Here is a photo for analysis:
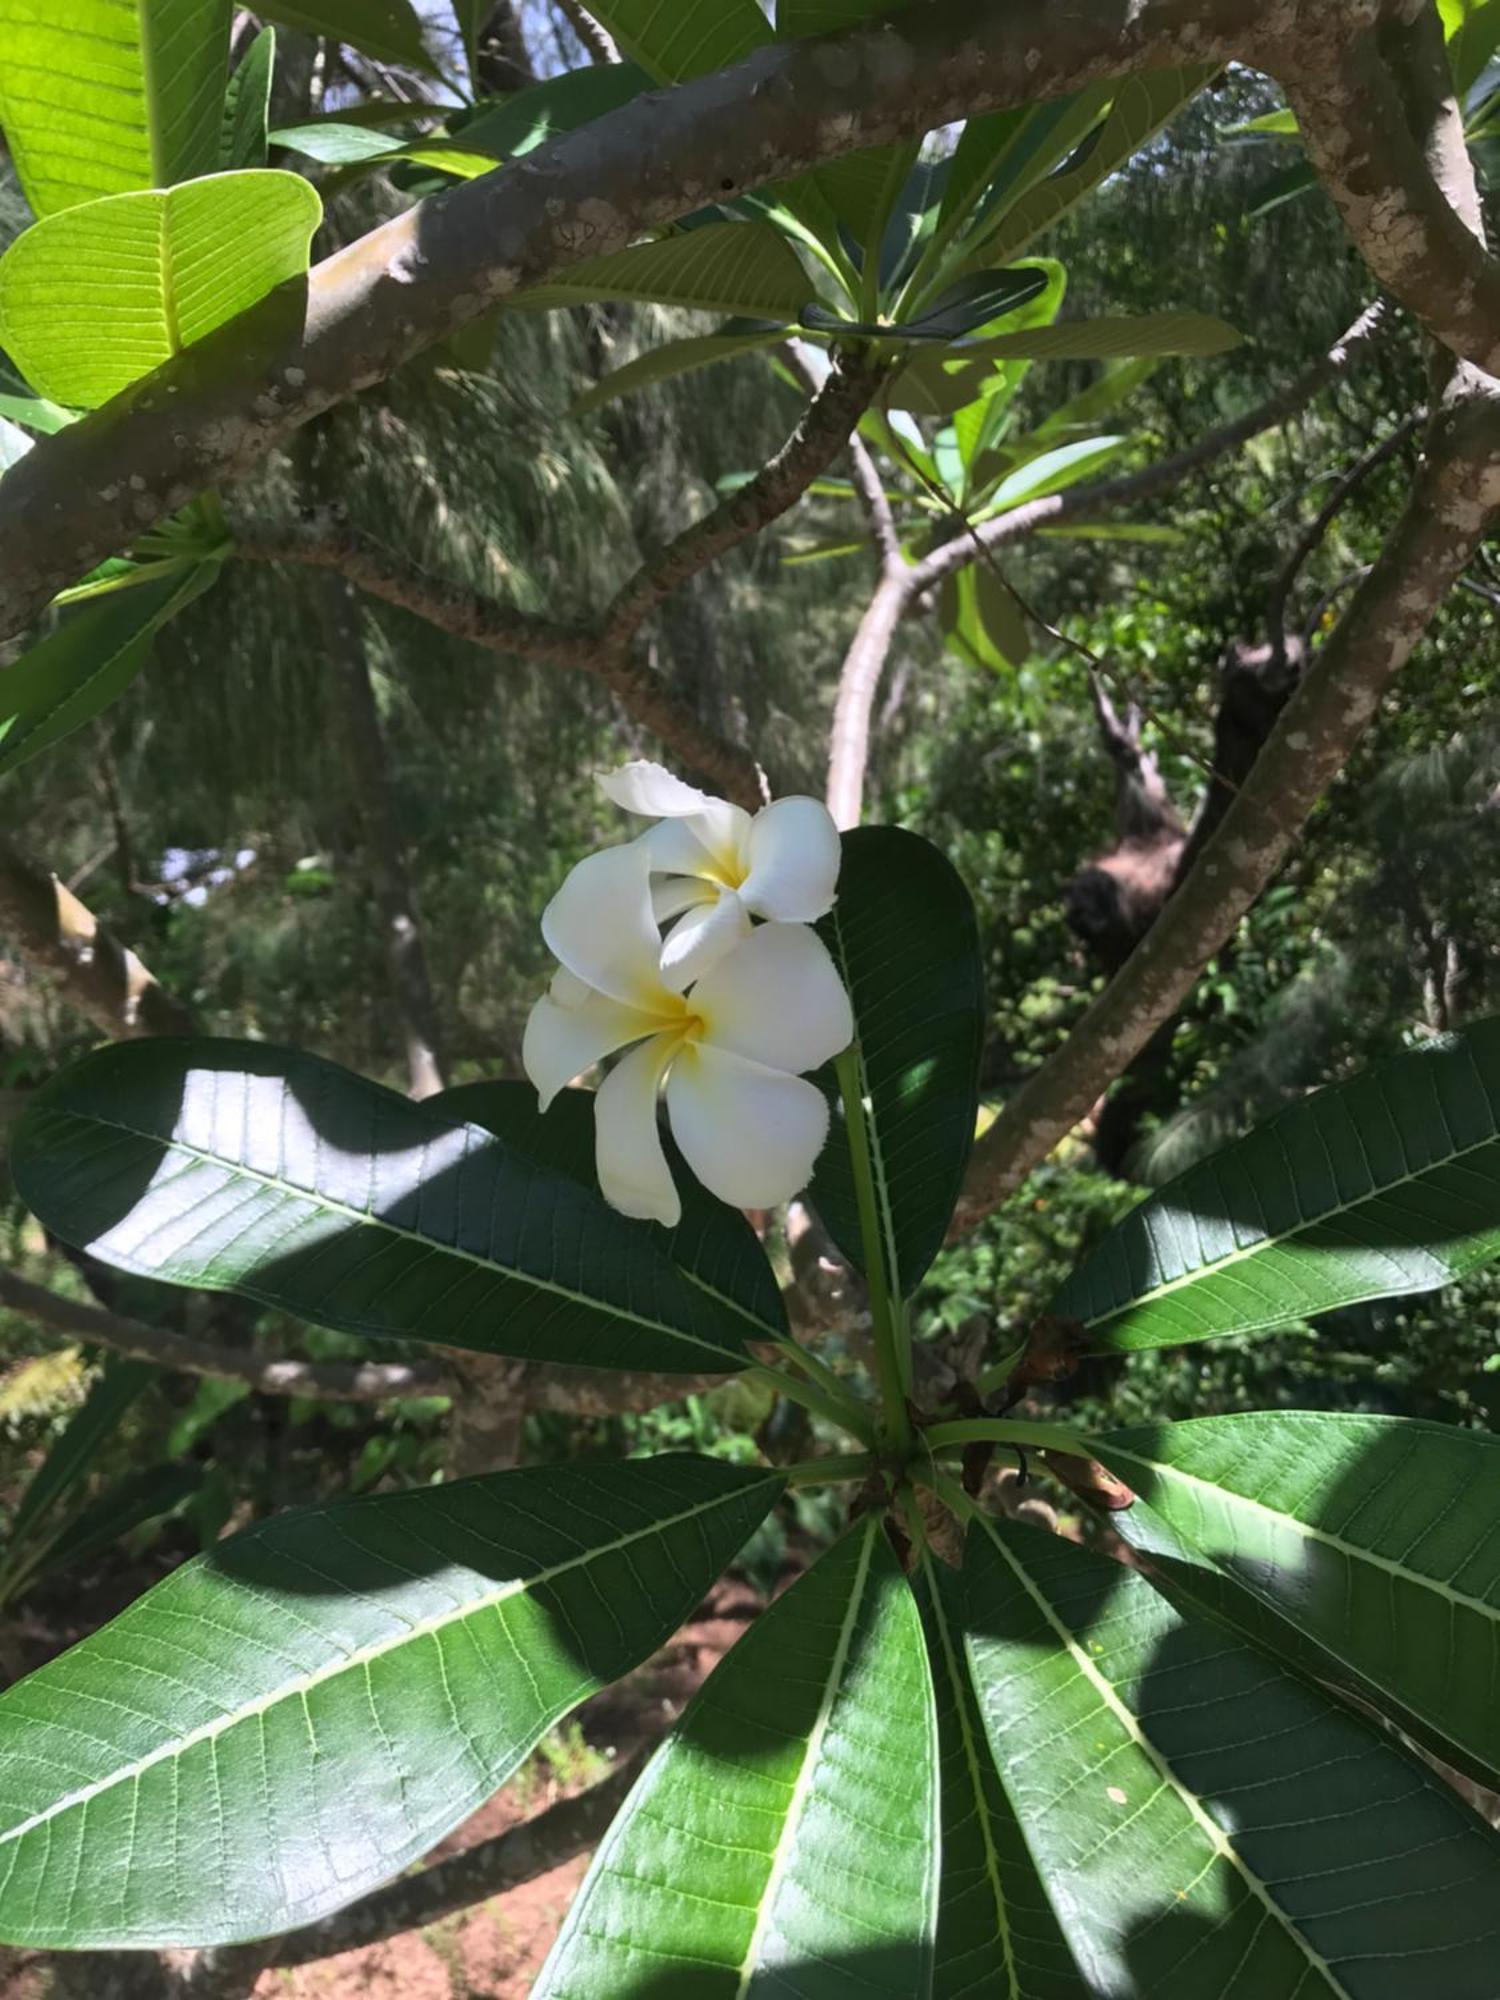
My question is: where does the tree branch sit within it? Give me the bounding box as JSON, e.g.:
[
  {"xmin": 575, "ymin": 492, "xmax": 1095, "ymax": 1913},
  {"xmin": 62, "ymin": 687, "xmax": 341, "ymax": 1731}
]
[
  {"xmin": 1284, "ymin": 14, "xmax": 1500, "ymax": 374},
  {"xmin": 0, "ymin": 1267, "xmax": 449, "ymax": 1402},
  {"xmin": 826, "ymin": 568, "xmax": 913, "ymax": 830},
  {"xmin": 0, "ymin": 0, "xmax": 1268, "ymax": 645},
  {"xmin": 0, "ymin": 835, "xmax": 194, "ymax": 1039},
  {"xmin": 953, "ymin": 365, "xmax": 1500, "ymax": 1232}
]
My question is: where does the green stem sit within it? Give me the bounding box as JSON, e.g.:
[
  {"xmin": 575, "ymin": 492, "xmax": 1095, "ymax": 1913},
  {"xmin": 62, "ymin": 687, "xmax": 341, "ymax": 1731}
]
[
  {"xmin": 920, "ymin": 1463, "xmax": 984, "ymax": 1522},
  {"xmin": 747, "ymin": 1363, "xmax": 875, "ymax": 1448},
  {"xmin": 972, "ymin": 1339, "xmax": 1028, "ymax": 1401},
  {"xmin": 771, "ymin": 1334, "xmax": 857, "ymax": 1418},
  {"xmin": 920, "ymin": 1417, "xmax": 1094, "ymax": 1455},
  {"xmin": 833, "ymin": 1043, "xmax": 910, "ymax": 1450},
  {"xmin": 783, "ymin": 1451, "xmax": 877, "ymax": 1488}
]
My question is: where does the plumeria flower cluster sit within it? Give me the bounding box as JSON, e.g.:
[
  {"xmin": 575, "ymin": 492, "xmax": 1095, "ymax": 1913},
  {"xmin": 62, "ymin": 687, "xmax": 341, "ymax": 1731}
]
[{"xmin": 523, "ymin": 761, "xmax": 853, "ymax": 1227}]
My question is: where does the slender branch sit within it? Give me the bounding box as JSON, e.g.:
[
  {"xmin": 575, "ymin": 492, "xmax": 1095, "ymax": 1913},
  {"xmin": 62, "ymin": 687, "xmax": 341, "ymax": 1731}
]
[
  {"xmin": 0, "ymin": 1268, "xmax": 449, "ymax": 1402},
  {"xmin": 1284, "ymin": 16, "xmax": 1500, "ymax": 375},
  {"xmin": 0, "ymin": 834, "xmax": 194, "ymax": 1040},
  {"xmin": 0, "ymin": 0, "xmax": 1269, "ymax": 645},
  {"xmin": 555, "ymin": 0, "xmax": 620, "ymax": 66},
  {"xmin": 826, "ymin": 568, "xmax": 912, "ymax": 830},
  {"xmin": 1266, "ymin": 408, "xmax": 1422, "ymax": 661},
  {"xmin": 953, "ymin": 367, "xmax": 1500, "ymax": 1232},
  {"xmin": 905, "ymin": 300, "xmax": 1393, "ymax": 597},
  {"xmin": 783, "ymin": 338, "xmax": 902, "ymax": 570}
]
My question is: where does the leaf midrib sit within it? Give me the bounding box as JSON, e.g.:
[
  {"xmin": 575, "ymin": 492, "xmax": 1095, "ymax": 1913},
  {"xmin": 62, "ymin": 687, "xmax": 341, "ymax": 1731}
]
[
  {"xmin": 35, "ymin": 1099, "xmax": 747, "ymax": 1368},
  {"xmin": 0, "ymin": 1473, "xmax": 779, "ymax": 1851},
  {"xmin": 1101, "ymin": 1441, "xmax": 1500, "ymax": 1620},
  {"xmin": 1083, "ymin": 1106, "xmax": 1500, "ymax": 1328},
  {"xmin": 972, "ymin": 1515, "xmax": 1355, "ymax": 2000},
  {"xmin": 732, "ymin": 1518, "xmax": 875, "ymax": 1998}
]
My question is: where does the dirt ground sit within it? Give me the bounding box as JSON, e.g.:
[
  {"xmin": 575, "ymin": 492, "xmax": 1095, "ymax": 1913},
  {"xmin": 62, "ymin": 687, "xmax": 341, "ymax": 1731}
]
[{"xmin": 0, "ymin": 1573, "xmax": 769, "ymax": 2000}]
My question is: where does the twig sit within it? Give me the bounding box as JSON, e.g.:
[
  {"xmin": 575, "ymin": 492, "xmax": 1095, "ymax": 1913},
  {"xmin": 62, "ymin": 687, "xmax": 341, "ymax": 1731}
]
[
  {"xmin": 953, "ymin": 373, "xmax": 1500, "ymax": 1232},
  {"xmin": 556, "ymin": 0, "xmax": 620, "ymax": 65}
]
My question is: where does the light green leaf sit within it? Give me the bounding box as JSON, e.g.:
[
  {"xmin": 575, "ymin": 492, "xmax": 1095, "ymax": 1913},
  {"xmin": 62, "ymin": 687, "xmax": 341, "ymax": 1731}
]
[
  {"xmin": 939, "ymin": 89, "xmax": 1112, "ymax": 244},
  {"xmin": 219, "ymin": 24, "xmax": 275, "ymax": 170},
  {"xmin": 1441, "ymin": 0, "xmax": 1500, "ymax": 94},
  {"xmin": 964, "ymin": 1513, "xmax": 1500, "ymax": 1999},
  {"xmin": 575, "ymin": 0, "xmax": 771, "ymax": 79},
  {"xmin": 941, "ymin": 563, "xmax": 1031, "ymax": 675},
  {"xmin": 572, "ymin": 322, "xmax": 786, "ymax": 416},
  {"xmin": 513, "ymin": 219, "xmax": 816, "ymax": 318},
  {"xmin": 1036, "ymin": 521, "xmax": 1185, "ymax": 544},
  {"xmin": 431, "ymin": 1080, "xmax": 788, "ymax": 1343},
  {"xmin": 0, "ymin": 0, "xmax": 231, "ymax": 216},
  {"xmin": 989, "ymin": 436, "xmax": 1127, "ymax": 509},
  {"xmin": 977, "ymin": 68, "xmax": 1216, "ymax": 269},
  {"xmin": 1095, "ymin": 1411, "xmax": 1500, "ymax": 1791},
  {"xmin": 0, "ymin": 1454, "xmax": 781, "ymax": 1946},
  {"xmin": 1035, "ymin": 355, "xmax": 1160, "ymax": 436},
  {"xmin": 1222, "ymin": 107, "xmax": 1300, "ymax": 138},
  {"xmin": 12, "ymin": 1039, "xmax": 763, "ymax": 1373},
  {"xmin": 889, "ymin": 259, "xmax": 1066, "ymax": 416},
  {"xmin": 811, "ymin": 828, "xmax": 985, "ymax": 1300},
  {"xmin": 0, "ymin": 389, "xmax": 74, "ymax": 435},
  {"xmin": 271, "ymin": 119, "xmax": 403, "ymax": 162},
  {"xmin": 0, "ymin": 561, "xmax": 217, "ymax": 776},
  {"xmin": 1053, "ymin": 1019, "xmax": 1500, "ymax": 1350},
  {"xmin": 536, "ymin": 1516, "xmax": 938, "ymax": 1996},
  {"xmin": 254, "ymin": 0, "xmax": 437, "ymax": 75},
  {"xmin": 0, "ymin": 171, "xmax": 322, "ymax": 409},
  {"xmin": 916, "ymin": 1556, "xmax": 1087, "ymax": 1999}
]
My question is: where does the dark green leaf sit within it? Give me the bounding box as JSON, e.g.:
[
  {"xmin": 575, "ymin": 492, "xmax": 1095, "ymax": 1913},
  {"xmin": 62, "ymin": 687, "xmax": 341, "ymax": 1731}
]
[
  {"xmin": 432, "ymin": 1079, "xmax": 787, "ymax": 1341},
  {"xmin": 941, "ymin": 564, "xmax": 1031, "ymax": 674},
  {"xmin": 515, "ymin": 220, "xmax": 816, "ymax": 318},
  {"xmin": 453, "ymin": 60, "xmax": 650, "ymax": 160},
  {"xmin": 917, "ymin": 1556, "xmax": 1087, "ymax": 1999},
  {"xmin": 576, "ymin": 0, "xmax": 770, "ymax": 78},
  {"xmin": 964, "ymin": 1513, "xmax": 1500, "ymax": 1998},
  {"xmin": 1055, "ymin": 1018, "xmax": 1500, "ymax": 1349},
  {"xmin": 0, "ymin": 1454, "xmax": 780, "ymax": 1945},
  {"xmin": 905, "ymin": 267, "xmax": 1052, "ymax": 339},
  {"xmin": 254, "ymin": 0, "xmax": 437, "ymax": 75},
  {"xmin": 12, "ymin": 1040, "xmax": 760, "ymax": 1373},
  {"xmin": 21, "ymin": 1463, "xmax": 203, "ymax": 1587},
  {"xmin": 940, "ymin": 90, "xmax": 1111, "ymax": 242},
  {"xmin": 220, "ymin": 25, "xmax": 275, "ymax": 169},
  {"xmin": 0, "ymin": 562, "xmax": 218, "ymax": 776},
  {"xmin": 572, "ymin": 322, "xmax": 785, "ymax": 416},
  {"xmin": 1096, "ymin": 1411, "xmax": 1500, "ymax": 1791},
  {"xmin": 536, "ymin": 1516, "xmax": 938, "ymax": 1996},
  {"xmin": 811, "ymin": 828, "xmax": 984, "ymax": 1299}
]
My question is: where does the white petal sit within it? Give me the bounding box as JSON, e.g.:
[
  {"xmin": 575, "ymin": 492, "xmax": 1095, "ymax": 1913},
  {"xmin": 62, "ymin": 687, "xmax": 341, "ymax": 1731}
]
[
  {"xmin": 660, "ymin": 889, "xmax": 752, "ymax": 992},
  {"xmin": 549, "ymin": 963, "xmax": 593, "ymax": 1008},
  {"xmin": 667, "ymin": 1046, "xmax": 830, "ymax": 1209},
  {"xmin": 523, "ymin": 989, "xmax": 660, "ymax": 1110},
  {"xmin": 651, "ymin": 874, "xmax": 717, "ymax": 926},
  {"xmin": 597, "ymin": 760, "xmax": 719, "ymax": 819},
  {"xmin": 692, "ymin": 922, "xmax": 853, "ymax": 1074},
  {"xmin": 541, "ymin": 843, "xmax": 673, "ymax": 1011},
  {"xmin": 740, "ymin": 795, "xmax": 843, "ymax": 923},
  {"xmin": 594, "ymin": 1033, "xmax": 681, "ymax": 1227}
]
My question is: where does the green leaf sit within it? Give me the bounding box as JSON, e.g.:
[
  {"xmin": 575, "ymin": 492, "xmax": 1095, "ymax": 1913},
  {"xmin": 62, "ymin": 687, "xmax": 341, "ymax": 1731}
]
[
  {"xmin": 916, "ymin": 1556, "xmax": 1087, "ymax": 1999},
  {"xmin": 572, "ymin": 322, "xmax": 785, "ymax": 416},
  {"xmin": 976, "ymin": 68, "xmax": 1216, "ymax": 270},
  {"xmin": 1054, "ymin": 1019, "xmax": 1500, "ymax": 1350},
  {"xmin": 0, "ymin": 1454, "xmax": 780, "ymax": 1946},
  {"xmin": 576, "ymin": 0, "xmax": 771, "ymax": 79},
  {"xmin": 7, "ymin": 1359, "xmax": 154, "ymax": 1555},
  {"xmin": 513, "ymin": 219, "xmax": 816, "ymax": 318},
  {"xmin": 1441, "ymin": 0, "xmax": 1500, "ymax": 94},
  {"xmin": 15, "ymin": 1462, "xmax": 202, "ymax": 1593},
  {"xmin": 536, "ymin": 1516, "xmax": 938, "ymax": 1996},
  {"xmin": 987, "ymin": 436, "xmax": 1128, "ymax": 510},
  {"xmin": 271, "ymin": 119, "xmax": 404, "ymax": 162},
  {"xmin": 1034, "ymin": 356, "xmax": 1160, "ymax": 437},
  {"xmin": 254, "ymin": 0, "xmax": 437, "ymax": 75},
  {"xmin": 0, "ymin": 561, "xmax": 218, "ymax": 776},
  {"xmin": 0, "ymin": 0, "xmax": 232, "ymax": 216},
  {"xmin": 1095, "ymin": 1411, "xmax": 1500, "ymax": 1791},
  {"xmin": 941, "ymin": 563, "xmax": 1031, "ymax": 675},
  {"xmin": 219, "ymin": 24, "xmax": 275, "ymax": 170},
  {"xmin": 956, "ymin": 311, "xmax": 1241, "ymax": 362},
  {"xmin": 0, "ymin": 171, "xmax": 322, "ymax": 409},
  {"xmin": 939, "ymin": 89, "xmax": 1112, "ymax": 242},
  {"xmin": 453, "ymin": 60, "xmax": 650, "ymax": 160},
  {"xmin": 889, "ymin": 259, "xmax": 1066, "ymax": 416},
  {"xmin": 431, "ymin": 1079, "xmax": 788, "ymax": 1342},
  {"xmin": 1222, "ymin": 107, "xmax": 1300, "ymax": 138},
  {"xmin": 812, "ymin": 828, "xmax": 984, "ymax": 1300},
  {"xmin": 0, "ymin": 389, "xmax": 74, "ymax": 435},
  {"xmin": 964, "ymin": 1512, "xmax": 1500, "ymax": 1999},
  {"xmin": 12, "ymin": 1039, "xmax": 762, "ymax": 1374},
  {"xmin": 454, "ymin": 0, "xmax": 485, "ymax": 78}
]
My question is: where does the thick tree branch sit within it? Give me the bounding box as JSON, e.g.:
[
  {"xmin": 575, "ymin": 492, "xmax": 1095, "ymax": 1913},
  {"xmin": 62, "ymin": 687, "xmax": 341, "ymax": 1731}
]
[
  {"xmin": 0, "ymin": 835, "xmax": 194, "ymax": 1039},
  {"xmin": 0, "ymin": 0, "xmax": 1270, "ymax": 645},
  {"xmin": 953, "ymin": 367, "xmax": 1500, "ymax": 1231},
  {"xmin": 1285, "ymin": 15, "xmax": 1500, "ymax": 373}
]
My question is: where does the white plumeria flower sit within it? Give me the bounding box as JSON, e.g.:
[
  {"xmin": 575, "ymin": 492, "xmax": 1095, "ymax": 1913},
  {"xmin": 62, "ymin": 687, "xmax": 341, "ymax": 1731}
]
[
  {"xmin": 523, "ymin": 841, "xmax": 853, "ymax": 1227},
  {"xmin": 595, "ymin": 760, "xmax": 843, "ymax": 990}
]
